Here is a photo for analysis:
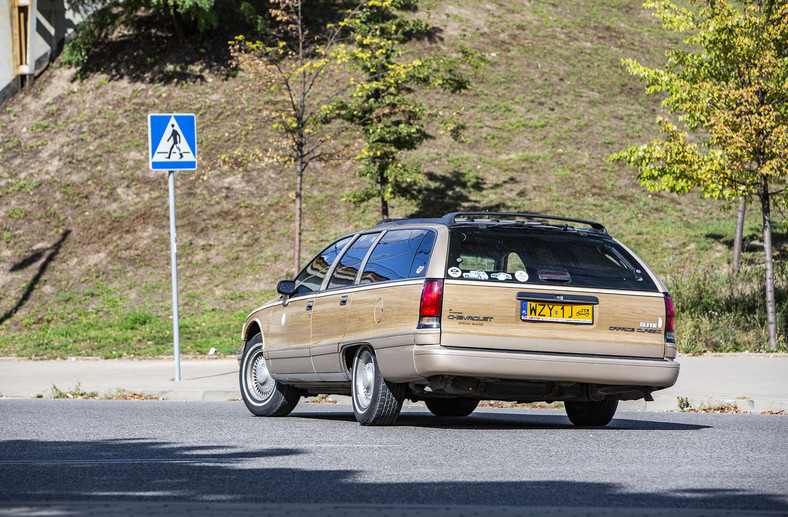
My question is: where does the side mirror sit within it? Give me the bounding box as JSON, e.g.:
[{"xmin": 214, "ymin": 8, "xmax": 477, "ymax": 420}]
[{"xmin": 276, "ymin": 280, "xmax": 296, "ymax": 296}]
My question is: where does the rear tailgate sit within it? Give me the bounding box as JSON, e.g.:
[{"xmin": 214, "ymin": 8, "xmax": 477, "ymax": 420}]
[{"xmin": 441, "ymin": 281, "xmax": 667, "ymax": 359}]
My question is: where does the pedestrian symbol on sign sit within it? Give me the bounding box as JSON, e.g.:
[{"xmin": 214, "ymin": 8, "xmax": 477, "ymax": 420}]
[{"xmin": 167, "ymin": 124, "xmax": 183, "ymax": 159}]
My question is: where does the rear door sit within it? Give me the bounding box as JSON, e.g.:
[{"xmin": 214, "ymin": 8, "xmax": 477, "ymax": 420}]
[
  {"xmin": 310, "ymin": 232, "xmax": 381, "ymax": 373},
  {"xmin": 342, "ymin": 229, "xmax": 436, "ymax": 371},
  {"xmin": 440, "ymin": 226, "xmax": 668, "ymax": 359}
]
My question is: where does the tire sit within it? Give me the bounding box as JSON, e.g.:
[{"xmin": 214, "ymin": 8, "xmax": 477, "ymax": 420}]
[
  {"xmin": 351, "ymin": 346, "xmax": 405, "ymax": 426},
  {"xmin": 425, "ymin": 398, "xmax": 479, "ymax": 417},
  {"xmin": 239, "ymin": 333, "xmax": 302, "ymax": 417},
  {"xmin": 565, "ymin": 399, "xmax": 618, "ymax": 427}
]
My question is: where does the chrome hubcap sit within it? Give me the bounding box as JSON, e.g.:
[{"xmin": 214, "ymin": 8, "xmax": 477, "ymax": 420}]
[
  {"xmin": 354, "ymin": 350, "xmax": 375, "ymax": 410},
  {"xmin": 251, "ymin": 351, "xmax": 275, "ymax": 401}
]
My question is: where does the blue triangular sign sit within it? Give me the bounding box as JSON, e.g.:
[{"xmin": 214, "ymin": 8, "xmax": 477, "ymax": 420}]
[{"xmin": 148, "ymin": 113, "xmax": 197, "ymax": 170}]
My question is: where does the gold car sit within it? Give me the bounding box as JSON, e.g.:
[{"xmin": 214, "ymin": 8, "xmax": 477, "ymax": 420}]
[{"xmin": 239, "ymin": 212, "xmax": 679, "ymax": 426}]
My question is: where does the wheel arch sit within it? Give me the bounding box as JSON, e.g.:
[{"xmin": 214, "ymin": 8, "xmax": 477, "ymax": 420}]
[
  {"xmin": 341, "ymin": 343, "xmax": 371, "ymax": 375},
  {"xmin": 243, "ymin": 319, "xmax": 263, "ymax": 347}
]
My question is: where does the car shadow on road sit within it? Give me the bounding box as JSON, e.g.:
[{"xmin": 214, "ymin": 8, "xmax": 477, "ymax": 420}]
[
  {"xmin": 0, "ymin": 436, "xmax": 782, "ymax": 512},
  {"xmin": 289, "ymin": 408, "xmax": 711, "ymax": 431}
]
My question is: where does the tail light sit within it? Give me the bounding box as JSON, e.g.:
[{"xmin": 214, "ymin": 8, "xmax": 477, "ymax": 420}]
[
  {"xmin": 418, "ymin": 279, "xmax": 443, "ymax": 329},
  {"xmin": 664, "ymin": 293, "xmax": 675, "ymax": 343}
]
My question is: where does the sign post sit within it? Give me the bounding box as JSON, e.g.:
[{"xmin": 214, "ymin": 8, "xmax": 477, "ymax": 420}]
[{"xmin": 148, "ymin": 114, "xmax": 197, "ymax": 382}]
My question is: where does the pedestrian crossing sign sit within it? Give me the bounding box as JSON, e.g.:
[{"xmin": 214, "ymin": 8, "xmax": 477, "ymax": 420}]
[{"xmin": 148, "ymin": 113, "xmax": 197, "ymax": 170}]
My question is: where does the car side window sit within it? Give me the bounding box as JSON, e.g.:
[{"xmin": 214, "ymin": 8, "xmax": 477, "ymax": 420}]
[
  {"xmin": 327, "ymin": 233, "xmax": 380, "ymax": 289},
  {"xmin": 360, "ymin": 229, "xmax": 432, "ymax": 284},
  {"xmin": 293, "ymin": 236, "xmax": 353, "ymax": 295},
  {"xmin": 408, "ymin": 230, "xmax": 435, "ymax": 277}
]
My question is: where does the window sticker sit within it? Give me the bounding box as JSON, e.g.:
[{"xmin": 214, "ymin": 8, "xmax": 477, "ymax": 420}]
[
  {"xmin": 448, "ymin": 267, "xmax": 462, "ymax": 278},
  {"xmin": 491, "ymin": 272, "xmax": 512, "ymax": 281},
  {"xmin": 463, "ymin": 270, "xmax": 489, "ymax": 280},
  {"xmin": 515, "ymin": 270, "xmax": 529, "ymax": 282}
]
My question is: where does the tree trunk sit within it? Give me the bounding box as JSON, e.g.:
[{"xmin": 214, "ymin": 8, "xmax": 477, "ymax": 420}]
[
  {"xmin": 293, "ymin": 157, "xmax": 303, "ymax": 278},
  {"xmin": 760, "ymin": 177, "xmax": 778, "ymax": 350},
  {"xmin": 733, "ymin": 198, "xmax": 746, "ymax": 272},
  {"xmin": 380, "ymin": 170, "xmax": 389, "ymax": 219},
  {"xmin": 292, "ymin": 0, "xmax": 304, "ymax": 279}
]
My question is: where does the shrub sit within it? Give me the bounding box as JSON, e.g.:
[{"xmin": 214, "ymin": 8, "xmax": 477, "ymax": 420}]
[{"xmin": 668, "ymin": 264, "xmax": 787, "ymax": 353}]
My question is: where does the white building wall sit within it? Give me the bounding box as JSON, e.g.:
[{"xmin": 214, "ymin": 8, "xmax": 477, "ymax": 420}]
[{"xmin": 1, "ymin": 0, "xmax": 89, "ymax": 103}]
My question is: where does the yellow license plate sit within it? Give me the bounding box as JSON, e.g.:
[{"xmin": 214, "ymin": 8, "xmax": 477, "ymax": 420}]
[{"xmin": 521, "ymin": 301, "xmax": 593, "ymax": 324}]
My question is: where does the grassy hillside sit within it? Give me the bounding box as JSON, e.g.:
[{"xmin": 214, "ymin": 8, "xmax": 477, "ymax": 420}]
[{"xmin": 0, "ymin": 0, "xmax": 784, "ymax": 358}]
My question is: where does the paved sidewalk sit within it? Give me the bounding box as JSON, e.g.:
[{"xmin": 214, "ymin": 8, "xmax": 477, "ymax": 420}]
[
  {"xmin": 0, "ymin": 354, "xmax": 786, "ymax": 412},
  {"xmin": 0, "ymin": 357, "xmax": 239, "ymax": 401},
  {"xmin": 620, "ymin": 353, "xmax": 788, "ymax": 413}
]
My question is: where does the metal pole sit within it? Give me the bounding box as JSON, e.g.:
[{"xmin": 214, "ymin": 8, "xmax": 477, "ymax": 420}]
[{"xmin": 168, "ymin": 170, "xmax": 181, "ymax": 381}]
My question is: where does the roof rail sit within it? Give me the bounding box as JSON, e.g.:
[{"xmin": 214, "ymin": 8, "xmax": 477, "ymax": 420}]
[{"xmin": 442, "ymin": 212, "xmax": 607, "ymax": 233}]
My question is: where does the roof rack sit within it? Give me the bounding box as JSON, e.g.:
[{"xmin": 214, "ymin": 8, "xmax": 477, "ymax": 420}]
[
  {"xmin": 442, "ymin": 212, "xmax": 607, "ymax": 233},
  {"xmin": 374, "ymin": 212, "xmax": 607, "ymax": 234},
  {"xmin": 373, "ymin": 216, "xmax": 446, "ymax": 227}
]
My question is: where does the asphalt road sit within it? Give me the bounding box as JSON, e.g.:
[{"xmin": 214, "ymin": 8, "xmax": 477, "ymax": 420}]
[{"xmin": 0, "ymin": 400, "xmax": 786, "ymax": 515}]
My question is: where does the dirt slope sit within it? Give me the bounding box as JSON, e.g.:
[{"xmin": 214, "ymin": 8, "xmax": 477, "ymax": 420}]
[{"xmin": 0, "ymin": 0, "xmax": 777, "ymax": 357}]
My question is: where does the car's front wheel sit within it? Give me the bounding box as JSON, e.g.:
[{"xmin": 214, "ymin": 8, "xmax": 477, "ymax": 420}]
[
  {"xmin": 425, "ymin": 398, "xmax": 479, "ymax": 417},
  {"xmin": 351, "ymin": 346, "xmax": 404, "ymax": 426},
  {"xmin": 564, "ymin": 399, "xmax": 618, "ymax": 426},
  {"xmin": 239, "ymin": 333, "xmax": 302, "ymax": 417}
]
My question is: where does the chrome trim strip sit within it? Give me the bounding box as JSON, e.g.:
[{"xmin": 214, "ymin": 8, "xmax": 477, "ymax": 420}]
[
  {"xmin": 246, "ymin": 297, "xmax": 284, "ymax": 319},
  {"xmin": 265, "ymin": 329, "xmax": 439, "ymax": 355},
  {"xmin": 339, "ymin": 330, "xmax": 434, "ymax": 345},
  {"xmin": 443, "ymin": 279, "xmax": 664, "ymax": 298},
  {"xmin": 270, "ymin": 372, "xmax": 350, "ymax": 383},
  {"xmin": 268, "ymin": 279, "xmax": 427, "ymax": 303},
  {"xmin": 314, "ymin": 288, "xmax": 355, "ymax": 298},
  {"xmin": 438, "ymin": 345, "xmax": 672, "ymax": 363},
  {"xmin": 352, "ymin": 279, "xmax": 425, "ymax": 293}
]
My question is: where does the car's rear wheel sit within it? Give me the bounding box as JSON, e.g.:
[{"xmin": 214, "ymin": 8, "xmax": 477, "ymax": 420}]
[
  {"xmin": 351, "ymin": 346, "xmax": 404, "ymax": 426},
  {"xmin": 564, "ymin": 399, "xmax": 618, "ymax": 427},
  {"xmin": 240, "ymin": 333, "xmax": 302, "ymax": 416},
  {"xmin": 425, "ymin": 398, "xmax": 479, "ymax": 417}
]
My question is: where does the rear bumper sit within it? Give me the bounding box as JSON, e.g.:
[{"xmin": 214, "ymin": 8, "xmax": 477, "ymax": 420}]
[{"xmin": 411, "ymin": 345, "xmax": 680, "ymax": 388}]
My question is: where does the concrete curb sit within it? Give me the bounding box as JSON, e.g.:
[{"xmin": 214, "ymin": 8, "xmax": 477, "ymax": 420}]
[{"xmin": 0, "ymin": 354, "xmax": 786, "ymax": 412}]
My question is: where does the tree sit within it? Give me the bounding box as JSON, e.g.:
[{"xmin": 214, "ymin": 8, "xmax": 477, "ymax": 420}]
[
  {"xmin": 232, "ymin": 0, "xmax": 361, "ymax": 277},
  {"xmin": 611, "ymin": 0, "xmax": 788, "ymax": 349},
  {"xmin": 334, "ymin": 0, "xmax": 483, "ymax": 219},
  {"xmin": 233, "ymin": 0, "xmax": 481, "ymax": 275}
]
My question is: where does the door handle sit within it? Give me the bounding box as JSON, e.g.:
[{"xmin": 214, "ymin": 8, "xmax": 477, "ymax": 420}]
[
  {"xmin": 306, "ymin": 301, "xmax": 314, "ymax": 311},
  {"xmin": 340, "ymin": 295, "xmax": 348, "ymax": 306}
]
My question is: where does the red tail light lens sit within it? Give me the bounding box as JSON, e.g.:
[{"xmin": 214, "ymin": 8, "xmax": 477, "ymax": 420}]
[
  {"xmin": 664, "ymin": 293, "xmax": 675, "ymax": 343},
  {"xmin": 418, "ymin": 279, "xmax": 443, "ymax": 329}
]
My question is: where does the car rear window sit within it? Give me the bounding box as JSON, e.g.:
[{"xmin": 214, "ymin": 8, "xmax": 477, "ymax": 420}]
[
  {"xmin": 360, "ymin": 229, "xmax": 435, "ymax": 284},
  {"xmin": 446, "ymin": 227, "xmax": 657, "ymax": 292}
]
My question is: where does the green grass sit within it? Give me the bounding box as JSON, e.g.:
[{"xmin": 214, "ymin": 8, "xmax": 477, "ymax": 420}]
[
  {"xmin": 668, "ymin": 264, "xmax": 788, "ymax": 354},
  {"xmin": 0, "ymin": 281, "xmax": 267, "ymax": 359}
]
